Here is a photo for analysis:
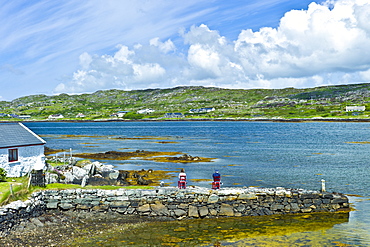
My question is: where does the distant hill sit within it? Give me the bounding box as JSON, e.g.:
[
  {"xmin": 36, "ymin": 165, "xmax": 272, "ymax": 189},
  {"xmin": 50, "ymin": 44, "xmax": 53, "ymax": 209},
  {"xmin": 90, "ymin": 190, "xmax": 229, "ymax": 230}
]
[{"xmin": 1, "ymin": 83, "xmax": 370, "ymax": 120}]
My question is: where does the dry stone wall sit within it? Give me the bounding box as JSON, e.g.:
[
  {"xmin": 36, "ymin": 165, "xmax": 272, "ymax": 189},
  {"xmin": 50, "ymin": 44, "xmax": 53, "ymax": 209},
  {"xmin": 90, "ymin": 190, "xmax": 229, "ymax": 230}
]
[{"xmin": 0, "ymin": 186, "xmax": 349, "ymax": 235}]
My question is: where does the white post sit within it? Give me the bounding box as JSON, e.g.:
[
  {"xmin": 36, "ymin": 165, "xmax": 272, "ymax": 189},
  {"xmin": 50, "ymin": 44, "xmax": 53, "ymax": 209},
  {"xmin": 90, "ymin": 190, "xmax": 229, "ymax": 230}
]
[
  {"xmin": 321, "ymin": 179, "xmax": 326, "ymax": 192},
  {"xmin": 70, "ymin": 148, "xmax": 72, "ymax": 158},
  {"xmin": 63, "ymin": 152, "xmax": 66, "ymax": 165}
]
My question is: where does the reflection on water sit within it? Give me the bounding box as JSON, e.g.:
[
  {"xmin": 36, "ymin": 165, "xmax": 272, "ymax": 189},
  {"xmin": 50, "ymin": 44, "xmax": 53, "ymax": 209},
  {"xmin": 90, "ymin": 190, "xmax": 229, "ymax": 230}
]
[{"xmin": 71, "ymin": 212, "xmax": 350, "ymax": 246}]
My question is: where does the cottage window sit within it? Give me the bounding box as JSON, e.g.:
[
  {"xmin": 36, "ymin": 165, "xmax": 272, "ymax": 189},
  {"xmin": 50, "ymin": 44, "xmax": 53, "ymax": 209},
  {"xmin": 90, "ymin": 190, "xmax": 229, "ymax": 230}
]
[{"xmin": 8, "ymin": 149, "xmax": 18, "ymax": 162}]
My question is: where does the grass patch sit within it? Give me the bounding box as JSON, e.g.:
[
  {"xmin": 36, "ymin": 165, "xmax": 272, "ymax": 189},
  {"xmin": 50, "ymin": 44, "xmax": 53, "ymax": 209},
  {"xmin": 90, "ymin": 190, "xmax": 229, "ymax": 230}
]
[
  {"xmin": 43, "ymin": 183, "xmax": 154, "ymax": 190},
  {"xmin": 0, "ymin": 178, "xmax": 154, "ymax": 206},
  {"xmin": 0, "ymin": 177, "xmax": 30, "ymax": 206}
]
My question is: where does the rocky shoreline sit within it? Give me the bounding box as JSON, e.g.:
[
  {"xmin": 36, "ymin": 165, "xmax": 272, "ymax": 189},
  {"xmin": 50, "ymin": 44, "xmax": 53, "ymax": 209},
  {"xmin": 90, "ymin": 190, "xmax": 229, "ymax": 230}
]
[
  {"xmin": 0, "ymin": 185, "xmax": 350, "ymax": 246},
  {"xmin": 0, "ymin": 210, "xmax": 169, "ymax": 247}
]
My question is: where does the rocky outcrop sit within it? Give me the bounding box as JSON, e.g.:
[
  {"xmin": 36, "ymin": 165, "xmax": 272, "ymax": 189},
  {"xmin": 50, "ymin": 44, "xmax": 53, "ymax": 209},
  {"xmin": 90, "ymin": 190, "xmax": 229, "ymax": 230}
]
[
  {"xmin": 44, "ymin": 161, "xmax": 155, "ymax": 186},
  {"xmin": 168, "ymin": 154, "xmax": 201, "ymax": 162}
]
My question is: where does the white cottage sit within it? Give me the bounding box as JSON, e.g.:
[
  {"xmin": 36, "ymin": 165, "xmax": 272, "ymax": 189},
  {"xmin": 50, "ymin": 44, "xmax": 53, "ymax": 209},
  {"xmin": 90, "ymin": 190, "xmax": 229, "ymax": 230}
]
[
  {"xmin": 0, "ymin": 123, "xmax": 46, "ymax": 177},
  {"xmin": 345, "ymin": 106, "xmax": 365, "ymax": 112}
]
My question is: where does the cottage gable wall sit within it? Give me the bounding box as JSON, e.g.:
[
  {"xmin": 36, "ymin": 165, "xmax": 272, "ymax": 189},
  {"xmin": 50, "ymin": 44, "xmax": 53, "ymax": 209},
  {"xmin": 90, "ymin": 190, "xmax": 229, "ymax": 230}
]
[{"xmin": 0, "ymin": 145, "xmax": 45, "ymax": 177}]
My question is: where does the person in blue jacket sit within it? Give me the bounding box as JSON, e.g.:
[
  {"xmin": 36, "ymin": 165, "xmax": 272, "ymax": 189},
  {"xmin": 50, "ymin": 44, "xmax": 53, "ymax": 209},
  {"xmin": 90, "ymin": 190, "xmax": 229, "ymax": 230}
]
[{"xmin": 212, "ymin": 170, "xmax": 221, "ymax": 189}]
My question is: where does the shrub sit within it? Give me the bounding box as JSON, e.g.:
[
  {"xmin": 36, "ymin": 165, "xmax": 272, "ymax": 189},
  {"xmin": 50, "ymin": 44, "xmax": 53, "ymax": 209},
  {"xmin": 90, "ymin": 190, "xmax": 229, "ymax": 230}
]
[
  {"xmin": 124, "ymin": 112, "xmax": 143, "ymax": 120},
  {"xmin": 0, "ymin": 168, "xmax": 7, "ymax": 181}
]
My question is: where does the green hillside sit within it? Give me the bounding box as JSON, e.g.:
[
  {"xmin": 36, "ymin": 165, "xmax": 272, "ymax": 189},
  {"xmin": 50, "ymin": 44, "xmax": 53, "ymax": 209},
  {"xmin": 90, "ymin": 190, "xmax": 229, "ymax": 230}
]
[{"xmin": 1, "ymin": 83, "xmax": 370, "ymax": 121}]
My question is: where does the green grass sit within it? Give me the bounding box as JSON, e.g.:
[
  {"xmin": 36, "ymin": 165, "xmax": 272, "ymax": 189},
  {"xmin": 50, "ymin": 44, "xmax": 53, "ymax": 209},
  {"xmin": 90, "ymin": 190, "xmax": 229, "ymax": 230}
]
[
  {"xmin": 43, "ymin": 183, "xmax": 153, "ymax": 190},
  {"xmin": 0, "ymin": 178, "xmax": 154, "ymax": 206},
  {"xmin": 0, "ymin": 177, "xmax": 30, "ymax": 205}
]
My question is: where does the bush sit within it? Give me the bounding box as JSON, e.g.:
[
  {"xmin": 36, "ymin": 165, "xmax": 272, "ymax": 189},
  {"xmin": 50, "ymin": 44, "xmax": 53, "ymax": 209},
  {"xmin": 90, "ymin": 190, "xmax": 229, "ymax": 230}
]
[
  {"xmin": 124, "ymin": 112, "xmax": 143, "ymax": 120},
  {"xmin": 0, "ymin": 168, "xmax": 7, "ymax": 181},
  {"xmin": 316, "ymin": 106, "xmax": 325, "ymax": 112}
]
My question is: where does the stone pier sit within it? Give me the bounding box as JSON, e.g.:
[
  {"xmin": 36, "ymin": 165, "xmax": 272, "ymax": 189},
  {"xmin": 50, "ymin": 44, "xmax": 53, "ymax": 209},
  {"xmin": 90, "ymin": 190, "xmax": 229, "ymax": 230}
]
[{"xmin": 0, "ymin": 186, "xmax": 350, "ymax": 235}]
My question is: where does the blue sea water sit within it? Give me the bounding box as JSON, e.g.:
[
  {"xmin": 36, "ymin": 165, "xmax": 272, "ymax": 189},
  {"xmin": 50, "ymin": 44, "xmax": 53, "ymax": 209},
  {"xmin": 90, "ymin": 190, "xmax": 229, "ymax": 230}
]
[{"xmin": 24, "ymin": 121, "xmax": 370, "ymax": 246}]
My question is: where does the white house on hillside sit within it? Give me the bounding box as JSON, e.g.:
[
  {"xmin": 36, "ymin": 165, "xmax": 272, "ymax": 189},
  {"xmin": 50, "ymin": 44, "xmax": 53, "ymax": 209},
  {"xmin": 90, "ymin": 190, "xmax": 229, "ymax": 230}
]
[
  {"xmin": 189, "ymin": 107, "xmax": 215, "ymax": 113},
  {"xmin": 0, "ymin": 123, "xmax": 46, "ymax": 177},
  {"xmin": 345, "ymin": 106, "xmax": 365, "ymax": 112},
  {"xmin": 137, "ymin": 109, "xmax": 155, "ymax": 114},
  {"xmin": 164, "ymin": 113, "xmax": 184, "ymax": 118},
  {"xmin": 111, "ymin": 111, "xmax": 129, "ymax": 118},
  {"xmin": 48, "ymin": 114, "xmax": 64, "ymax": 119}
]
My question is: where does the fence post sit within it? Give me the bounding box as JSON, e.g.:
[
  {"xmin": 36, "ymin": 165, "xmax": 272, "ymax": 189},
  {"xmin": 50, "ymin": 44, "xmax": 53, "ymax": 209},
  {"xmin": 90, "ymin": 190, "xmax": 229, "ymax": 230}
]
[
  {"xmin": 321, "ymin": 179, "xmax": 326, "ymax": 192},
  {"xmin": 9, "ymin": 184, "xmax": 14, "ymax": 196}
]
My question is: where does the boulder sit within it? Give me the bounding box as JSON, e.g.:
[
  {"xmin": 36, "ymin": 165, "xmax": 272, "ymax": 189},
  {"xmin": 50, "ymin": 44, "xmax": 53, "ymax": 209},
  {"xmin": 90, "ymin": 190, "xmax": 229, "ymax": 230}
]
[
  {"xmin": 174, "ymin": 209, "xmax": 187, "ymax": 217},
  {"xmin": 72, "ymin": 166, "xmax": 88, "ymax": 179},
  {"xmin": 151, "ymin": 202, "xmax": 170, "ymax": 216},
  {"xmin": 82, "ymin": 163, "xmax": 96, "ymax": 176},
  {"xmin": 45, "ymin": 173, "xmax": 59, "ymax": 184},
  {"xmin": 199, "ymin": 206, "xmax": 209, "ymax": 217},
  {"xmin": 188, "ymin": 205, "xmax": 199, "ymax": 218},
  {"xmin": 62, "ymin": 172, "xmax": 74, "ymax": 183},
  {"xmin": 109, "ymin": 172, "xmax": 119, "ymax": 180},
  {"xmin": 137, "ymin": 204, "xmax": 150, "ymax": 213},
  {"xmin": 219, "ymin": 204, "xmax": 234, "ymax": 216},
  {"xmin": 207, "ymin": 194, "xmax": 219, "ymax": 203},
  {"xmin": 137, "ymin": 176, "xmax": 152, "ymax": 185}
]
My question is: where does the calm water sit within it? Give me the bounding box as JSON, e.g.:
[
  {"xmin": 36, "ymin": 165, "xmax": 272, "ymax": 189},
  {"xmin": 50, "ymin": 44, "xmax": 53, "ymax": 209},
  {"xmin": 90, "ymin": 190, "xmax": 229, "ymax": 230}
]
[{"xmin": 25, "ymin": 121, "xmax": 370, "ymax": 246}]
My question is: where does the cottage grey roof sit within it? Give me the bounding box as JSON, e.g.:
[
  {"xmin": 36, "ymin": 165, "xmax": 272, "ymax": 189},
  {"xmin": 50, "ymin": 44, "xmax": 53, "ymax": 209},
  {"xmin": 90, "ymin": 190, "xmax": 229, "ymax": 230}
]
[{"xmin": 0, "ymin": 123, "xmax": 46, "ymax": 148}]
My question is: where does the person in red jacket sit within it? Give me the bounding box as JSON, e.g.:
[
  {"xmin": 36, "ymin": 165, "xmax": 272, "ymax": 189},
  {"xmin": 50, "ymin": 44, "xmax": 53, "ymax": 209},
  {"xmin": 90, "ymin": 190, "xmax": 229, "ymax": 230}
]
[{"xmin": 178, "ymin": 168, "xmax": 187, "ymax": 189}]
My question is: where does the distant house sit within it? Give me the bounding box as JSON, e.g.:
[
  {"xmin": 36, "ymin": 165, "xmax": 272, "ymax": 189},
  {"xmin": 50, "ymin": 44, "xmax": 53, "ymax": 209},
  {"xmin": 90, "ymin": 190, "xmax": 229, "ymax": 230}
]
[
  {"xmin": 111, "ymin": 111, "xmax": 129, "ymax": 118},
  {"xmin": 189, "ymin": 107, "xmax": 215, "ymax": 114},
  {"xmin": 137, "ymin": 109, "xmax": 155, "ymax": 114},
  {"xmin": 76, "ymin": 113, "xmax": 86, "ymax": 118},
  {"xmin": 164, "ymin": 113, "xmax": 184, "ymax": 118},
  {"xmin": 18, "ymin": 115, "xmax": 31, "ymax": 119},
  {"xmin": 48, "ymin": 114, "xmax": 64, "ymax": 119},
  {"xmin": 0, "ymin": 123, "xmax": 46, "ymax": 177},
  {"xmin": 345, "ymin": 106, "xmax": 365, "ymax": 112}
]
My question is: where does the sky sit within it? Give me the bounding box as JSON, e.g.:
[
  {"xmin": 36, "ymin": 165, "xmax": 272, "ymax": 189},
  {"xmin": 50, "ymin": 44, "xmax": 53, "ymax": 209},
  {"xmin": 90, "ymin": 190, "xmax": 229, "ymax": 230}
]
[{"xmin": 1, "ymin": 0, "xmax": 370, "ymax": 101}]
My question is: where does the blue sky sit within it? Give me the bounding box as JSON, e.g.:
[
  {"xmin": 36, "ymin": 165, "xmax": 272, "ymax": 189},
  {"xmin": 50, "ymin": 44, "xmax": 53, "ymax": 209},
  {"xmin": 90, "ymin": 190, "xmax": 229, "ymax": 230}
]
[{"xmin": 1, "ymin": 0, "xmax": 370, "ymax": 101}]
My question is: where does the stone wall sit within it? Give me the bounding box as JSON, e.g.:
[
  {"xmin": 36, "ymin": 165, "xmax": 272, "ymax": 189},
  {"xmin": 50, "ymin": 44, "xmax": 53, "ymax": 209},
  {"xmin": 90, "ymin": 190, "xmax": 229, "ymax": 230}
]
[
  {"xmin": 0, "ymin": 186, "xmax": 349, "ymax": 235},
  {"xmin": 0, "ymin": 197, "xmax": 46, "ymax": 236}
]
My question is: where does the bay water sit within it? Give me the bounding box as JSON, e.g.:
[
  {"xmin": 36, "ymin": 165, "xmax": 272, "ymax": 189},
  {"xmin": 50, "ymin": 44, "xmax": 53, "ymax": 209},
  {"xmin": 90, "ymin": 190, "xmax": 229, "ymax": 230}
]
[{"xmin": 24, "ymin": 121, "xmax": 370, "ymax": 246}]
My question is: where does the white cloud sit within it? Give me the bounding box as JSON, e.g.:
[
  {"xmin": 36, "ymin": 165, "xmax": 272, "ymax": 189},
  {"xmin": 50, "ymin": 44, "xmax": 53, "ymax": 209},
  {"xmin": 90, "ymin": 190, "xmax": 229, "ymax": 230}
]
[
  {"xmin": 56, "ymin": 44, "xmax": 170, "ymax": 92},
  {"xmin": 79, "ymin": 52, "xmax": 93, "ymax": 70},
  {"xmin": 188, "ymin": 44, "xmax": 222, "ymax": 78},
  {"xmin": 113, "ymin": 45, "xmax": 135, "ymax": 64},
  {"xmin": 149, "ymin": 38, "xmax": 176, "ymax": 53},
  {"xmin": 133, "ymin": 63, "xmax": 166, "ymax": 82},
  {"xmin": 55, "ymin": 0, "xmax": 370, "ymax": 94}
]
